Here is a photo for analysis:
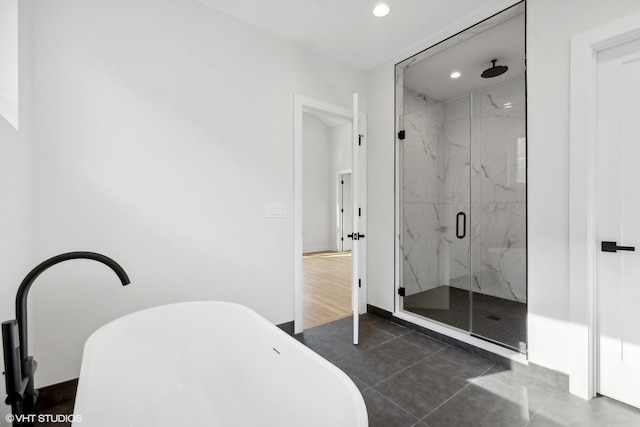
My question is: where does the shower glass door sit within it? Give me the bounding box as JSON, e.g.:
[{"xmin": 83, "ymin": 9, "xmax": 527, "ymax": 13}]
[
  {"xmin": 398, "ymin": 89, "xmax": 472, "ymax": 333},
  {"xmin": 470, "ymin": 81, "xmax": 527, "ymax": 351},
  {"xmin": 396, "ymin": 2, "xmax": 526, "ymax": 353}
]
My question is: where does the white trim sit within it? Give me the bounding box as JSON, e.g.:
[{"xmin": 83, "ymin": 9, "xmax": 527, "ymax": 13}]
[
  {"xmin": 568, "ymin": 12, "xmax": 640, "ymax": 400},
  {"xmin": 394, "ymin": 311, "xmax": 527, "ymax": 364},
  {"xmin": 352, "ymin": 93, "xmax": 360, "ymax": 345},
  {"xmin": 293, "ymin": 94, "xmax": 367, "ymax": 334}
]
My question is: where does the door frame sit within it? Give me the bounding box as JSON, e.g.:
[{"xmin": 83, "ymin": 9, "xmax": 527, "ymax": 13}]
[
  {"xmin": 337, "ymin": 170, "xmax": 352, "ymax": 251},
  {"xmin": 293, "ymin": 94, "xmax": 367, "ymax": 334},
  {"xmin": 568, "ymin": 12, "xmax": 640, "ymax": 400}
]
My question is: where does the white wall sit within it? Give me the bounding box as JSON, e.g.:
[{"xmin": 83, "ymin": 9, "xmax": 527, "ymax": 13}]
[
  {"xmin": 331, "ymin": 123, "xmax": 352, "ymax": 173},
  {"xmin": 0, "ymin": 1, "xmax": 32, "ymax": 424},
  {"xmin": 366, "ymin": 64, "xmax": 396, "ymax": 311},
  {"xmin": 30, "ymin": 0, "xmax": 366, "ymax": 386},
  {"xmin": 302, "ymin": 113, "xmax": 332, "ymax": 253},
  {"xmin": 366, "ymin": 0, "xmax": 640, "ymax": 380}
]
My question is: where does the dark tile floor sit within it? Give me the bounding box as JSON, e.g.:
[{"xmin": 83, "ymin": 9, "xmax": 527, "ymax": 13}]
[
  {"xmin": 36, "ymin": 378, "xmax": 77, "ymax": 427},
  {"xmin": 296, "ymin": 314, "xmax": 640, "ymax": 427}
]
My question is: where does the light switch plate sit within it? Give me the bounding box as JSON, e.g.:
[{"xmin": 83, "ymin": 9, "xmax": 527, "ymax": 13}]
[{"xmin": 266, "ymin": 204, "xmax": 287, "ymax": 218}]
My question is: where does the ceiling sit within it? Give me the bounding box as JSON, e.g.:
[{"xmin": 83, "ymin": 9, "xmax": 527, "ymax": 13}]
[
  {"xmin": 194, "ymin": 0, "xmax": 520, "ymax": 70},
  {"xmin": 403, "ymin": 13, "xmax": 525, "ymax": 102}
]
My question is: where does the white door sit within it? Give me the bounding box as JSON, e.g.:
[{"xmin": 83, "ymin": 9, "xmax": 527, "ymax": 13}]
[
  {"xmin": 596, "ymin": 36, "xmax": 640, "ymax": 409},
  {"xmin": 352, "ymin": 93, "xmax": 360, "ymax": 345},
  {"xmin": 341, "ymin": 174, "xmax": 353, "ymax": 251}
]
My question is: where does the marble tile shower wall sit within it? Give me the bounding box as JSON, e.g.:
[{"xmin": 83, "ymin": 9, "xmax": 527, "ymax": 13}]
[
  {"xmin": 471, "ymin": 80, "xmax": 526, "ymax": 302},
  {"xmin": 400, "ymin": 79, "xmax": 526, "ymax": 303}
]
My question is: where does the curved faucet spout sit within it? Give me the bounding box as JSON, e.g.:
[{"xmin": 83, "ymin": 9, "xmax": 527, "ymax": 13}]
[{"xmin": 16, "ymin": 251, "xmax": 130, "ymax": 362}]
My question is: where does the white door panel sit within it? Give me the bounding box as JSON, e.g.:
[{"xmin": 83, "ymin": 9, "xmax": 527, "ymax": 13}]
[
  {"xmin": 596, "ymin": 36, "xmax": 640, "ymax": 409},
  {"xmin": 352, "ymin": 93, "xmax": 360, "ymax": 345}
]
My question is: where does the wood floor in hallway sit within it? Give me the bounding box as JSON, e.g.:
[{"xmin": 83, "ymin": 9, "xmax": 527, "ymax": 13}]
[{"xmin": 303, "ymin": 250, "xmax": 352, "ymax": 329}]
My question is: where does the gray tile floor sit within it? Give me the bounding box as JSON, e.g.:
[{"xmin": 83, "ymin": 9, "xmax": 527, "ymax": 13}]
[{"xmin": 296, "ymin": 314, "xmax": 640, "ymax": 427}]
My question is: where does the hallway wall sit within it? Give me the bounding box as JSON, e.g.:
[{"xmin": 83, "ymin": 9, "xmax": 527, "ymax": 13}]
[{"xmin": 303, "ymin": 112, "xmax": 332, "ymax": 253}]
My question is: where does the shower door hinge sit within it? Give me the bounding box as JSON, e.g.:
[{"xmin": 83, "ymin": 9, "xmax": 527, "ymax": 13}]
[
  {"xmin": 358, "ymin": 208, "xmax": 361, "ymax": 217},
  {"xmin": 398, "ymin": 130, "xmax": 405, "ymax": 140},
  {"xmin": 397, "ymin": 287, "xmax": 406, "ymax": 297},
  {"xmin": 358, "ymin": 134, "xmax": 364, "ymax": 146},
  {"xmin": 358, "ymin": 279, "xmax": 361, "ymax": 288}
]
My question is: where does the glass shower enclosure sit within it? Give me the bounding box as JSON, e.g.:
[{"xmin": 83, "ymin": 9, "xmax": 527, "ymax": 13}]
[{"xmin": 395, "ymin": 3, "xmax": 527, "ymax": 352}]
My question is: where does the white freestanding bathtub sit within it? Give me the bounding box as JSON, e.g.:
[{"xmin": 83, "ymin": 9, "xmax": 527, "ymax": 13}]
[{"xmin": 72, "ymin": 302, "xmax": 367, "ymax": 427}]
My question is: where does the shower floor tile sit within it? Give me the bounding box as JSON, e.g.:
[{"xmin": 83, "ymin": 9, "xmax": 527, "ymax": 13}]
[{"xmin": 403, "ymin": 286, "xmax": 526, "ymax": 350}]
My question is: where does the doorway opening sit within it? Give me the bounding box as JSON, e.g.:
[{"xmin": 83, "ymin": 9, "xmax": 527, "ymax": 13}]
[
  {"xmin": 293, "ymin": 94, "xmax": 367, "ymax": 335},
  {"xmin": 301, "ymin": 110, "xmax": 353, "ymax": 328}
]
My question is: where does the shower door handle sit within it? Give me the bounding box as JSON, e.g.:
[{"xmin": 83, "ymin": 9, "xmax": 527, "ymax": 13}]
[{"xmin": 456, "ymin": 212, "xmax": 466, "ymax": 239}]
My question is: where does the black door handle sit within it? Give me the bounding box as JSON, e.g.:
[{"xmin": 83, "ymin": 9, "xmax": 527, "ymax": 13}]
[
  {"xmin": 601, "ymin": 241, "xmax": 635, "ymax": 252},
  {"xmin": 347, "ymin": 233, "xmax": 365, "ymax": 241},
  {"xmin": 456, "ymin": 212, "xmax": 466, "ymax": 239}
]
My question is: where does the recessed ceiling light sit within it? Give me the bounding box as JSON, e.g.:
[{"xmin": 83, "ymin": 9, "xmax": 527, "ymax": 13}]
[
  {"xmin": 373, "ymin": 4, "xmax": 390, "ymax": 17},
  {"xmin": 504, "ymin": 102, "xmax": 512, "ymax": 108},
  {"xmin": 450, "ymin": 71, "xmax": 461, "ymax": 79}
]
